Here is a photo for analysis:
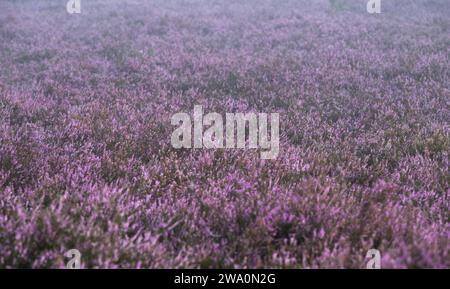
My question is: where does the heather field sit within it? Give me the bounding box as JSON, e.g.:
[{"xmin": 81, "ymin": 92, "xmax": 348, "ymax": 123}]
[{"xmin": 0, "ymin": 0, "xmax": 449, "ymax": 268}]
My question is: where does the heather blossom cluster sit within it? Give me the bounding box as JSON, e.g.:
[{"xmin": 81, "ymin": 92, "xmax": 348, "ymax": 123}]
[{"xmin": 0, "ymin": 0, "xmax": 448, "ymax": 268}]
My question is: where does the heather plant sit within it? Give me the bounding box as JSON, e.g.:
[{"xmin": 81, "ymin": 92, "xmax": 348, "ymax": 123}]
[{"xmin": 0, "ymin": 0, "xmax": 448, "ymax": 268}]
